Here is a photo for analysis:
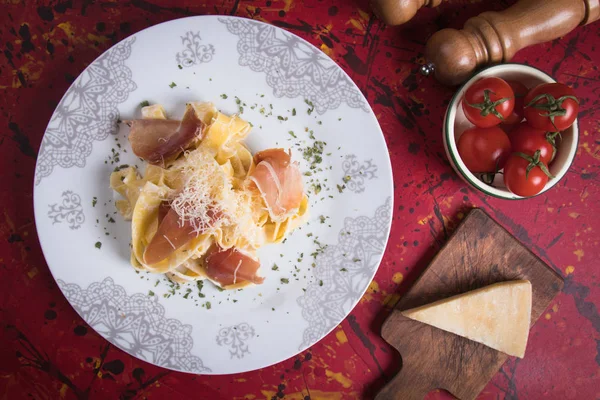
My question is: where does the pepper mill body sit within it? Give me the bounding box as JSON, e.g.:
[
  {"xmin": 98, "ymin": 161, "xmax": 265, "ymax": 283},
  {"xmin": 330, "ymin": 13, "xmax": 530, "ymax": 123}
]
[{"xmin": 423, "ymin": 0, "xmax": 600, "ymax": 85}]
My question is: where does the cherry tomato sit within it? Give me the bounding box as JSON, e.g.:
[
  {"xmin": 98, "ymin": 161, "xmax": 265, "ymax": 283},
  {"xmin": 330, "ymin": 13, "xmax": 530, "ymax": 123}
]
[
  {"xmin": 508, "ymin": 122, "xmax": 556, "ymax": 165},
  {"xmin": 457, "ymin": 126, "xmax": 512, "ymax": 173},
  {"xmin": 503, "ymin": 151, "xmax": 553, "ymax": 197},
  {"xmin": 523, "ymin": 83, "xmax": 579, "ymax": 131},
  {"xmin": 462, "ymin": 77, "xmax": 515, "ymax": 128},
  {"xmin": 503, "ymin": 81, "xmax": 528, "ymax": 125}
]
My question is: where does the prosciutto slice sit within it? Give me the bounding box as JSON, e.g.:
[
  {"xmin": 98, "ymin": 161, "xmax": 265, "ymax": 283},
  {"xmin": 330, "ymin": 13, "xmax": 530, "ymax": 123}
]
[
  {"xmin": 204, "ymin": 244, "xmax": 264, "ymax": 286},
  {"xmin": 249, "ymin": 148, "xmax": 303, "ymax": 221},
  {"xmin": 143, "ymin": 202, "xmax": 218, "ymax": 265},
  {"xmin": 127, "ymin": 106, "xmax": 205, "ymax": 165}
]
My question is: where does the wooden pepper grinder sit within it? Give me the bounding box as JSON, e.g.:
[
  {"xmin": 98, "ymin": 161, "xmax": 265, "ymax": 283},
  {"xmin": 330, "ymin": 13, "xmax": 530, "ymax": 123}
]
[
  {"xmin": 371, "ymin": 0, "xmax": 444, "ymax": 25},
  {"xmin": 421, "ymin": 0, "xmax": 600, "ymax": 85}
]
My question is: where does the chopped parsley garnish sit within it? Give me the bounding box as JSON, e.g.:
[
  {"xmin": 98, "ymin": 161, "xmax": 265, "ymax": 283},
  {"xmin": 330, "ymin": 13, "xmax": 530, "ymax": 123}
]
[
  {"xmin": 272, "ymin": 264, "xmax": 279, "ymax": 271},
  {"xmin": 340, "ymin": 268, "xmax": 348, "ymax": 272},
  {"xmin": 148, "ymin": 290, "xmax": 155, "ymax": 296},
  {"xmin": 312, "ymin": 184, "xmax": 322, "ymax": 194},
  {"xmin": 280, "ymin": 278, "xmax": 289, "ymax": 284},
  {"xmin": 319, "ymin": 215, "xmax": 326, "ymax": 224},
  {"xmin": 178, "ymin": 64, "xmax": 183, "ymax": 69},
  {"xmin": 292, "ymin": 108, "xmax": 297, "ymax": 116},
  {"xmin": 288, "ymin": 131, "xmax": 297, "ymax": 138},
  {"xmin": 140, "ymin": 100, "xmax": 150, "ymax": 107},
  {"xmin": 305, "ymin": 99, "xmax": 315, "ymax": 115},
  {"xmin": 221, "ymin": 94, "xmax": 228, "ymax": 99},
  {"xmin": 92, "ymin": 197, "xmax": 97, "ymax": 207},
  {"xmin": 205, "ymin": 301, "xmax": 212, "ymax": 310},
  {"xmin": 95, "ymin": 241, "xmax": 102, "ymax": 249},
  {"xmin": 353, "ymin": 258, "xmax": 361, "ymax": 262},
  {"xmin": 302, "ymin": 141, "xmax": 325, "ymax": 170},
  {"xmin": 169, "ymin": 82, "xmax": 177, "ymax": 88},
  {"xmin": 319, "ymin": 280, "xmax": 323, "ymax": 286},
  {"xmin": 337, "ymin": 184, "xmax": 345, "ymax": 193},
  {"xmin": 108, "ymin": 217, "xmax": 115, "ymax": 223},
  {"xmin": 343, "ymin": 175, "xmax": 352, "ymax": 183}
]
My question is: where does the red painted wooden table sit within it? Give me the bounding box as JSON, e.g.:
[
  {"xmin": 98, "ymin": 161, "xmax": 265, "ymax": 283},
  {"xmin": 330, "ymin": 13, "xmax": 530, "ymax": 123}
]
[{"xmin": 1, "ymin": 1, "xmax": 599, "ymax": 399}]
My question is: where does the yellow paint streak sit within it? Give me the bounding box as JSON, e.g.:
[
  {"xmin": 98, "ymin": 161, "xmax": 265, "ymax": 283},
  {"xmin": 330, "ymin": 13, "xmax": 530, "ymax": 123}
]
[
  {"xmin": 336, "ymin": 329, "xmax": 348, "ymax": 344},
  {"xmin": 581, "ymin": 142, "xmax": 600, "ymax": 161},
  {"xmin": 418, "ymin": 215, "xmax": 432, "ymax": 225},
  {"xmin": 59, "ymin": 384, "xmax": 68, "ymax": 398},
  {"xmin": 27, "ymin": 267, "xmax": 38, "ymax": 279},
  {"xmin": 552, "ymin": 304, "xmax": 559, "ymax": 313},
  {"xmin": 234, "ymin": 378, "xmax": 246, "ymax": 383},
  {"xmin": 87, "ymin": 33, "xmax": 109, "ymax": 44},
  {"xmin": 573, "ymin": 250, "xmax": 584, "ymax": 262},
  {"xmin": 326, "ymin": 369, "xmax": 352, "ymax": 388},
  {"xmin": 57, "ymin": 22, "xmax": 76, "ymax": 37},
  {"xmin": 545, "ymin": 313, "xmax": 552, "ymax": 320},
  {"xmin": 320, "ymin": 43, "xmax": 332, "ymax": 56},
  {"xmin": 569, "ymin": 212, "xmax": 580, "ymax": 219},
  {"xmin": 383, "ymin": 293, "xmax": 401, "ymax": 308},
  {"xmin": 392, "ymin": 272, "xmax": 404, "ymax": 284},
  {"xmin": 361, "ymin": 280, "xmax": 382, "ymax": 303},
  {"xmin": 358, "ymin": 9, "xmax": 370, "ymax": 20},
  {"xmin": 566, "ymin": 265, "xmax": 575, "ymax": 275}
]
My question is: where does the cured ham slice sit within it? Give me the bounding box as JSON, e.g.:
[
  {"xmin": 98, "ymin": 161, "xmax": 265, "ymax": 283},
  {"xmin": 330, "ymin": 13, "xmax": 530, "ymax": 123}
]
[
  {"xmin": 144, "ymin": 203, "xmax": 219, "ymax": 265},
  {"xmin": 250, "ymin": 148, "xmax": 303, "ymax": 221},
  {"xmin": 127, "ymin": 106, "xmax": 205, "ymax": 165},
  {"xmin": 204, "ymin": 244, "xmax": 264, "ymax": 286}
]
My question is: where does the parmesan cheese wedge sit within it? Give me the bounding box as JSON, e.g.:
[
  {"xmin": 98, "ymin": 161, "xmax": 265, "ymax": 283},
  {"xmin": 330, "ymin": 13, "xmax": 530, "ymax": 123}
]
[{"xmin": 401, "ymin": 280, "xmax": 532, "ymax": 358}]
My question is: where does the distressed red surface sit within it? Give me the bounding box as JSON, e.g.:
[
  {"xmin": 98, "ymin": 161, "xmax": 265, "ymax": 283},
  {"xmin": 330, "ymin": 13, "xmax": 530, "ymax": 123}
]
[{"xmin": 1, "ymin": 1, "xmax": 599, "ymax": 399}]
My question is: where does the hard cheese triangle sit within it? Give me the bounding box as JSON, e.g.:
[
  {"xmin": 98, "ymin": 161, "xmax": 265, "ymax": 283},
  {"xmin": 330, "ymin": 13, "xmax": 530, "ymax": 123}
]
[{"xmin": 401, "ymin": 280, "xmax": 532, "ymax": 358}]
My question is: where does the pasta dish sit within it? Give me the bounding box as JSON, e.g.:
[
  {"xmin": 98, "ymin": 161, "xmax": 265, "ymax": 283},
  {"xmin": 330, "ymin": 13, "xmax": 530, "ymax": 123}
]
[{"xmin": 110, "ymin": 102, "xmax": 308, "ymax": 289}]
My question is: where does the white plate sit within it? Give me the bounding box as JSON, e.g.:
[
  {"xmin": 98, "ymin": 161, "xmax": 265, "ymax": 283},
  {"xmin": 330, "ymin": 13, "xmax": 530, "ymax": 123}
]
[{"xmin": 33, "ymin": 15, "xmax": 393, "ymax": 374}]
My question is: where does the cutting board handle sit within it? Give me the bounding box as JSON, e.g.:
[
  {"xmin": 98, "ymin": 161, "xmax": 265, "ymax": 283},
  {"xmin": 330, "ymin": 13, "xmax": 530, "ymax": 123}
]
[
  {"xmin": 423, "ymin": 0, "xmax": 600, "ymax": 85},
  {"xmin": 374, "ymin": 367, "xmax": 434, "ymax": 400}
]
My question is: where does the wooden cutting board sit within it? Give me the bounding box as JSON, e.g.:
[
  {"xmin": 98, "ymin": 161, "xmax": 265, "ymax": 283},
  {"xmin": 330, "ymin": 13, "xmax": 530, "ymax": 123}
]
[{"xmin": 376, "ymin": 208, "xmax": 563, "ymax": 400}]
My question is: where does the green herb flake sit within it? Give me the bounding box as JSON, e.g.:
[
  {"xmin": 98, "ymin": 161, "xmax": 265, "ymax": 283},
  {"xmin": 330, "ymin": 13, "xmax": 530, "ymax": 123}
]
[
  {"xmin": 272, "ymin": 264, "xmax": 279, "ymax": 271},
  {"xmin": 183, "ymin": 292, "xmax": 191, "ymax": 299},
  {"xmin": 92, "ymin": 197, "xmax": 97, "ymax": 207},
  {"xmin": 205, "ymin": 301, "xmax": 212, "ymax": 310},
  {"xmin": 178, "ymin": 64, "xmax": 183, "ymax": 69},
  {"xmin": 312, "ymin": 184, "xmax": 322, "ymax": 195},
  {"xmin": 319, "ymin": 280, "xmax": 323, "ymax": 286},
  {"xmin": 221, "ymin": 94, "xmax": 228, "ymax": 99},
  {"xmin": 139, "ymin": 100, "xmax": 150, "ymax": 107},
  {"xmin": 292, "ymin": 108, "xmax": 297, "ymax": 116},
  {"xmin": 353, "ymin": 258, "xmax": 361, "ymax": 262},
  {"xmin": 148, "ymin": 290, "xmax": 155, "ymax": 296},
  {"xmin": 94, "ymin": 241, "xmax": 102, "ymax": 249},
  {"xmin": 169, "ymin": 82, "xmax": 177, "ymax": 88},
  {"xmin": 337, "ymin": 184, "xmax": 345, "ymax": 193},
  {"xmin": 281, "ymin": 278, "xmax": 289, "ymax": 284},
  {"xmin": 288, "ymin": 131, "xmax": 297, "ymax": 138},
  {"xmin": 343, "ymin": 175, "xmax": 352, "ymax": 183},
  {"xmin": 305, "ymin": 99, "xmax": 315, "ymax": 115},
  {"xmin": 319, "ymin": 215, "xmax": 326, "ymax": 224},
  {"xmin": 340, "ymin": 268, "xmax": 348, "ymax": 272}
]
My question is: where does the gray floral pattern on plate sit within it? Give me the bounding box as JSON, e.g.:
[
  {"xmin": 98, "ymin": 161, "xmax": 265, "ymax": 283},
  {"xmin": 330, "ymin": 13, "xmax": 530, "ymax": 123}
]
[
  {"xmin": 342, "ymin": 154, "xmax": 378, "ymax": 193},
  {"xmin": 48, "ymin": 190, "xmax": 85, "ymax": 229},
  {"xmin": 297, "ymin": 198, "xmax": 392, "ymax": 349},
  {"xmin": 58, "ymin": 277, "xmax": 210, "ymax": 373},
  {"xmin": 220, "ymin": 18, "xmax": 368, "ymax": 115},
  {"xmin": 176, "ymin": 31, "xmax": 216, "ymax": 68},
  {"xmin": 216, "ymin": 323, "xmax": 256, "ymax": 359},
  {"xmin": 35, "ymin": 37, "xmax": 137, "ymax": 185}
]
